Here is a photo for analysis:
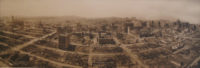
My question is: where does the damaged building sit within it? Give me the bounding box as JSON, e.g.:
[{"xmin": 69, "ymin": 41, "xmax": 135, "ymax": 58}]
[{"xmin": 97, "ymin": 32, "xmax": 116, "ymax": 45}]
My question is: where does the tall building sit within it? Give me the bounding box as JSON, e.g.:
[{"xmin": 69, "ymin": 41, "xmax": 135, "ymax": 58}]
[{"xmin": 58, "ymin": 34, "xmax": 70, "ymax": 50}]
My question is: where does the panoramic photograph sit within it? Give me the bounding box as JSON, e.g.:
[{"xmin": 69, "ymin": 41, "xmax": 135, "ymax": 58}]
[{"xmin": 0, "ymin": 0, "xmax": 200, "ymax": 68}]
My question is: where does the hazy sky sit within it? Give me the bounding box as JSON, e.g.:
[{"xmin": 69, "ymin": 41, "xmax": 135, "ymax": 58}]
[{"xmin": 0, "ymin": 0, "xmax": 200, "ymax": 23}]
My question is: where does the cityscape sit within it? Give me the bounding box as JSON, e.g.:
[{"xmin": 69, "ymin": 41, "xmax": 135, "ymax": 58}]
[
  {"xmin": 1, "ymin": 0, "xmax": 200, "ymax": 68},
  {"xmin": 0, "ymin": 16, "xmax": 200, "ymax": 68}
]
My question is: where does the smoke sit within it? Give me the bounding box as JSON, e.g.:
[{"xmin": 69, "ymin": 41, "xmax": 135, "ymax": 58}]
[{"xmin": 0, "ymin": 0, "xmax": 200, "ymax": 24}]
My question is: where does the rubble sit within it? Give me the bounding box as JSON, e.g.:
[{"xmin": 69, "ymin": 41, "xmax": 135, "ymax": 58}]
[{"xmin": 0, "ymin": 17, "xmax": 199, "ymax": 68}]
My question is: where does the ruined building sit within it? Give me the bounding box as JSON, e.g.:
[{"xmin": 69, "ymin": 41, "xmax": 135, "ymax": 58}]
[
  {"xmin": 124, "ymin": 23, "xmax": 134, "ymax": 34},
  {"xmin": 97, "ymin": 32, "xmax": 115, "ymax": 45},
  {"xmin": 58, "ymin": 34, "xmax": 70, "ymax": 50}
]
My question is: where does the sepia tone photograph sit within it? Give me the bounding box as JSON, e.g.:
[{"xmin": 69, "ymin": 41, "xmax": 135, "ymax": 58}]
[{"xmin": 0, "ymin": 0, "xmax": 200, "ymax": 68}]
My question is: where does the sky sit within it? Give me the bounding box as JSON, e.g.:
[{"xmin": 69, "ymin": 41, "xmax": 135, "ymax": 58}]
[{"xmin": 0, "ymin": 0, "xmax": 200, "ymax": 24}]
